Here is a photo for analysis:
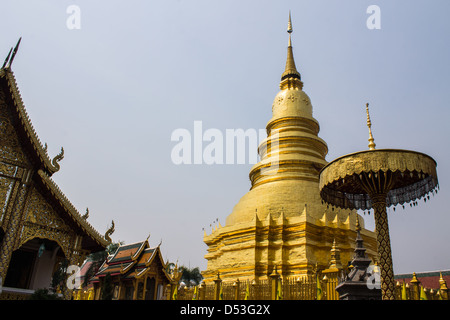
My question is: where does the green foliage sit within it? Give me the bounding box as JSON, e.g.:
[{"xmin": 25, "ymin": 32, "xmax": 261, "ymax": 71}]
[
  {"xmin": 179, "ymin": 266, "xmax": 203, "ymax": 287},
  {"xmin": 51, "ymin": 259, "xmax": 69, "ymax": 290},
  {"xmin": 87, "ymin": 242, "xmax": 122, "ymax": 263},
  {"xmin": 29, "ymin": 288, "xmax": 61, "ymax": 300},
  {"xmin": 100, "ymin": 273, "xmax": 114, "ymax": 300},
  {"xmin": 83, "ymin": 241, "xmax": 123, "ymax": 287}
]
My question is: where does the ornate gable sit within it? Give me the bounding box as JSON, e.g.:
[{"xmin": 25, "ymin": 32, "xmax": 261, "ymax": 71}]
[
  {"xmin": 0, "ymin": 65, "xmax": 109, "ymax": 268},
  {"xmin": 0, "ymin": 87, "xmax": 28, "ymax": 166},
  {"xmin": 0, "ymin": 68, "xmax": 63, "ymax": 174},
  {"xmin": 20, "ymin": 184, "xmax": 76, "ymax": 257}
]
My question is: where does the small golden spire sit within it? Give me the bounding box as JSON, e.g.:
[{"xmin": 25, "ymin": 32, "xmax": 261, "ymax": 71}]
[
  {"xmin": 366, "ymin": 103, "xmax": 376, "ymax": 150},
  {"xmin": 280, "ymin": 11, "xmax": 303, "ymax": 90},
  {"xmin": 439, "ymin": 271, "xmax": 448, "ymax": 290},
  {"xmin": 287, "ymin": 11, "xmax": 293, "ymax": 47},
  {"xmin": 287, "ymin": 11, "xmax": 293, "ymax": 33}
]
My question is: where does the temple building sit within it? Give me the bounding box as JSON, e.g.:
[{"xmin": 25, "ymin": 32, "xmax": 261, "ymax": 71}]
[
  {"xmin": 203, "ymin": 16, "xmax": 378, "ymax": 282},
  {"xmin": 0, "ymin": 41, "xmax": 111, "ymax": 299},
  {"xmin": 90, "ymin": 238, "xmax": 172, "ymax": 300}
]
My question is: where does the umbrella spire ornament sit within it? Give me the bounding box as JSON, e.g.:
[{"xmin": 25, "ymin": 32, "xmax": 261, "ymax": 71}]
[
  {"xmin": 366, "ymin": 103, "xmax": 376, "ymax": 150},
  {"xmin": 319, "ymin": 103, "xmax": 438, "ymax": 300}
]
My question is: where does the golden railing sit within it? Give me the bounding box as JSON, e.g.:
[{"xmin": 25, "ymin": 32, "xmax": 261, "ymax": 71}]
[
  {"xmin": 169, "ymin": 270, "xmax": 449, "ymax": 301},
  {"xmin": 171, "ymin": 273, "xmax": 332, "ymax": 301}
]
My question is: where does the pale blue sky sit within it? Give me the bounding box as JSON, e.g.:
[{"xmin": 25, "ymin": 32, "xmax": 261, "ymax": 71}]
[{"xmin": 2, "ymin": 0, "xmax": 449, "ymax": 274}]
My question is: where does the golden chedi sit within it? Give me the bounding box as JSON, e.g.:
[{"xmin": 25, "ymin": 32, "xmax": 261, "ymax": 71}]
[{"xmin": 203, "ymin": 15, "xmax": 377, "ymax": 282}]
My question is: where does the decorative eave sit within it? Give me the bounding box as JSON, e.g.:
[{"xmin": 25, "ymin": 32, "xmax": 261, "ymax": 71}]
[
  {"xmin": 136, "ymin": 246, "xmax": 172, "ymax": 281},
  {"xmin": 132, "ymin": 239, "xmax": 149, "ymax": 261},
  {"xmin": 0, "ymin": 68, "xmax": 64, "ymax": 175},
  {"xmin": 95, "ymin": 259, "xmax": 109, "ymax": 275},
  {"xmin": 120, "ymin": 262, "xmax": 135, "ymax": 274},
  {"xmin": 144, "ymin": 247, "xmax": 158, "ymax": 267},
  {"xmin": 37, "ymin": 169, "xmax": 109, "ymax": 250},
  {"xmin": 135, "ymin": 267, "xmax": 148, "ymax": 279}
]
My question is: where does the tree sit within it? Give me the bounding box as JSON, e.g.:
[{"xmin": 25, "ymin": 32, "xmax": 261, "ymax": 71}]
[
  {"xmin": 51, "ymin": 259, "xmax": 69, "ymax": 291},
  {"xmin": 29, "ymin": 288, "xmax": 61, "ymax": 300},
  {"xmin": 100, "ymin": 273, "xmax": 114, "ymax": 300},
  {"xmin": 179, "ymin": 266, "xmax": 203, "ymax": 287},
  {"xmin": 82, "ymin": 242, "xmax": 123, "ymax": 287}
]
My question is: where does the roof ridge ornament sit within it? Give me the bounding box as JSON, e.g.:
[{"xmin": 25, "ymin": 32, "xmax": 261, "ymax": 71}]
[
  {"xmin": 52, "ymin": 147, "xmax": 64, "ymax": 172},
  {"xmin": 105, "ymin": 220, "xmax": 115, "ymax": 243},
  {"xmin": 366, "ymin": 103, "xmax": 376, "ymax": 150},
  {"xmin": 82, "ymin": 207, "xmax": 89, "ymax": 220},
  {"xmin": 2, "ymin": 48, "xmax": 13, "ymax": 69},
  {"xmin": 2, "ymin": 37, "xmax": 22, "ymax": 69}
]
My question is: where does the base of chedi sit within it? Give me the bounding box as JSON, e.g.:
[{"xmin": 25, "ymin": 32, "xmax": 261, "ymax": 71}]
[
  {"xmin": 202, "ymin": 188, "xmax": 377, "ymax": 282},
  {"xmin": 202, "ymin": 15, "xmax": 378, "ymax": 283}
]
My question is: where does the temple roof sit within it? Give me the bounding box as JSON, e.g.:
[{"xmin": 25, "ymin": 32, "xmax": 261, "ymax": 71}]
[
  {"xmin": 92, "ymin": 240, "xmax": 172, "ymax": 282},
  {"xmin": 0, "ymin": 64, "xmax": 109, "ymax": 252}
]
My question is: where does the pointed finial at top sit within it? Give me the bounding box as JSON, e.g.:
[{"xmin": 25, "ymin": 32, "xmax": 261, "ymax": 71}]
[
  {"xmin": 287, "ymin": 11, "xmax": 293, "ymax": 34},
  {"xmin": 7, "ymin": 37, "xmax": 21, "ymax": 69},
  {"xmin": 287, "ymin": 11, "xmax": 293, "ymax": 47},
  {"xmin": 366, "ymin": 103, "xmax": 376, "ymax": 150},
  {"xmin": 280, "ymin": 11, "xmax": 302, "ymax": 87}
]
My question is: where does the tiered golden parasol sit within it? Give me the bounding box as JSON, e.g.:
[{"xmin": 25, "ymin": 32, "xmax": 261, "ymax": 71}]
[{"xmin": 319, "ymin": 104, "xmax": 439, "ymax": 300}]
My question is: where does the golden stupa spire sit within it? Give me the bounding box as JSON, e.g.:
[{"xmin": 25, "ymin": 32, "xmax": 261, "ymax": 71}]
[
  {"xmin": 281, "ymin": 11, "xmax": 301, "ymax": 82},
  {"xmin": 287, "ymin": 11, "xmax": 293, "ymax": 46},
  {"xmin": 366, "ymin": 103, "xmax": 376, "ymax": 150}
]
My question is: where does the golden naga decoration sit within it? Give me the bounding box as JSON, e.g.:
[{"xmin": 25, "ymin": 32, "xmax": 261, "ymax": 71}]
[
  {"xmin": 319, "ymin": 103, "xmax": 439, "ymax": 300},
  {"xmin": 82, "ymin": 208, "xmax": 89, "ymax": 220},
  {"xmin": 51, "ymin": 147, "xmax": 64, "ymax": 172},
  {"xmin": 105, "ymin": 220, "xmax": 115, "ymax": 243}
]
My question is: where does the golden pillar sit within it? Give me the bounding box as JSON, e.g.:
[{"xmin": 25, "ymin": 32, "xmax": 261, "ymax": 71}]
[
  {"xmin": 213, "ymin": 272, "xmax": 222, "ymax": 300},
  {"xmin": 371, "ymin": 193, "xmax": 395, "ymax": 299}
]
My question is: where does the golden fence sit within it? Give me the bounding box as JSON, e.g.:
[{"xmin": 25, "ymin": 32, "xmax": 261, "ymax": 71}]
[
  {"xmin": 394, "ymin": 279, "xmax": 449, "ymax": 300},
  {"xmin": 172, "ymin": 274, "xmax": 332, "ymax": 301},
  {"xmin": 170, "ymin": 271, "xmax": 449, "ymax": 301}
]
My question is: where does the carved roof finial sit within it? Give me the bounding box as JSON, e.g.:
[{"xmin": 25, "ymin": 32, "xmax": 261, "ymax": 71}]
[
  {"xmin": 52, "ymin": 147, "xmax": 64, "ymax": 172},
  {"xmin": 2, "ymin": 38, "xmax": 21, "ymax": 69},
  {"xmin": 82, "ymin": 207, "xmax": 89, "ymax": 220},
  {"xmin": 8, "ymin": 37, "xmax": 22, "ymax": 68},
  {"xmin": 2, "ymin": 47, "xmax": 13, "ymax": 69}
]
